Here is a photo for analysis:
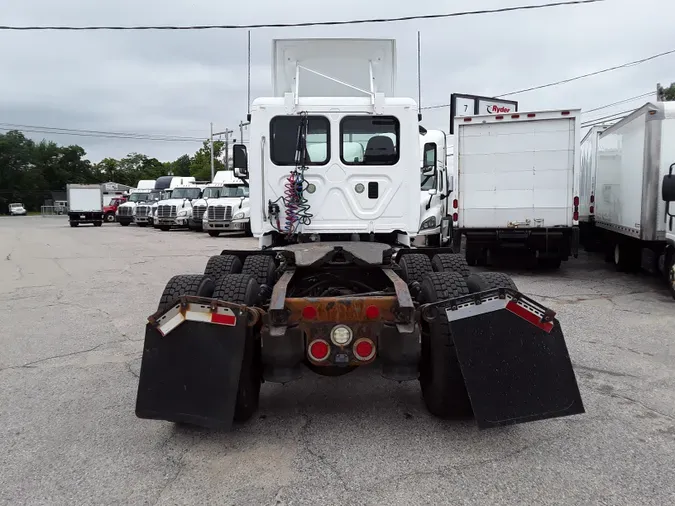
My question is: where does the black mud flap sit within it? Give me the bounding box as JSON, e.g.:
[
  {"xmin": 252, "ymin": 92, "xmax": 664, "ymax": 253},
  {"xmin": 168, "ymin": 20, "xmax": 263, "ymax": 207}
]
[
  {"xmin": 135, "ymin": 303, "xmax": 248, "ymax": 430},
  {"xmin": 445, "ymin": 291, "xmax": 585, "ymax": 429}
]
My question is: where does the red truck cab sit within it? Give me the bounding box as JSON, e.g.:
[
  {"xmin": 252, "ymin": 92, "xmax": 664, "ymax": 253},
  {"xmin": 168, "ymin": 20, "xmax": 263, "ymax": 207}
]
[{"xmin": 104, "ymin": 196, "xmax": 128, "ymax": 222}]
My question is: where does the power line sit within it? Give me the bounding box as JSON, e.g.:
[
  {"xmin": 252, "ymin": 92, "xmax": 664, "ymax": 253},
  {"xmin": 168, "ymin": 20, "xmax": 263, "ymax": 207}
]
[
  {"xmin": 582, "ymin": 91, "xmax": 653, "ymax": 114},
  {"xmin": 421, "ymin": 48, "xmax": 674, "ymax": 110},
  {"xmin": 0, "ymin": 0, "xmax": 605, "ymax": 31},
  {"xmin": 0, "ymin": 122, "xmax": 204, "ymax": 142},
  {"xmin": 0, "ymin": 127, "xmax": 204, "ymax": 143},
  {"xmin": 580, "ymin": 108, "xmax": 635, "ymax": 128}
]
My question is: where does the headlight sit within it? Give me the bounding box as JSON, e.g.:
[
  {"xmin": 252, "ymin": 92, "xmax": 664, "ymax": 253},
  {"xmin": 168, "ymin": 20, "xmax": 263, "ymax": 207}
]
[
  {"xmin": 420, "ymin": 216, "xmax": 437, "ymax": 230},
  {"xmin": 177, "ymin": 209, "xmax": 189, "ymax": 217},
  {"xmin": 233, "ymin": 212, "xmax": 245, "ymax": 220}
]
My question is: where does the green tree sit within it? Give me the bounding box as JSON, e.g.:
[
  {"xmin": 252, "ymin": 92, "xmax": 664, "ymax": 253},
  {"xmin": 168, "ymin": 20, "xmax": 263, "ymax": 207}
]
[
  {"xmin": 657, "ymin": 82, "xmax": 675, "ymax": 101},
  {"xmin": 190, "ymin": 140, "xmax": 224, "ymax": 181},
  {"xmin": 172, "ymin": 154, "xmax": 191, "ymax": 177}
]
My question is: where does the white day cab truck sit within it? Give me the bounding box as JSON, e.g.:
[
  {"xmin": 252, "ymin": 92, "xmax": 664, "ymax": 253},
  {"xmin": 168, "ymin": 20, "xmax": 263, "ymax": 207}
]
[
  {"xmin": 449, "ymin": 109, "xmax": 581, "ymax": 269},
  {"xmin": 583, "ymin": 101, "xmax": 675, "ymax": 298},
  {"xmin": 116, "ymin": 180, "xmax": 157, "ymax": 226},
  {"xmin": 67, "ymin": 184, "xmax": 104, "ymax": 227},
  {"xmin": 197, "ymin": 171, "xmax": 251, "ymax": 236},
  {"xmin": 8, "ymin": 203, "xmax": 27, "ymax": 216},
  {"xmin": 147, "ymin": 176, "xmax": 196, "ymax": 227},
  {"xmin": 134, "ymin": 38, "xmax": 584, "ymax": 432},
  {"xmin": 155, "ymin": 184, "xmax": 204, "ymax": 231}
]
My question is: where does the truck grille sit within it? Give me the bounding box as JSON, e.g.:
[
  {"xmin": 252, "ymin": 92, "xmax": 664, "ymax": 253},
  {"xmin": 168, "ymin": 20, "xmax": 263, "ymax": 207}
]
[
  {"xmin": 193, "ymin": 205, "xmax": 206, "ymax": 220},
  {"xmin": 118, "ymin": 207, "xmax": 133, "ymax": 217},
  {"xmin": 136, "ymin": 206, "xmax": 150, "ymax": 217},
  {"xmin": 208, "ymin": 206, "xmax": 232, "ymax": 221},
  {"xmin": 157, "ymin": 205, "xmax": 177, "ymax": 218}
]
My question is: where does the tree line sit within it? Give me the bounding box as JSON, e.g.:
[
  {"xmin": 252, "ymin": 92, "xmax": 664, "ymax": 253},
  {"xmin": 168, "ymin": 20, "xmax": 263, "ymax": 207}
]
[{"xmin": 0, "ymin": 130, "xmax": 225, "ymax": 212}]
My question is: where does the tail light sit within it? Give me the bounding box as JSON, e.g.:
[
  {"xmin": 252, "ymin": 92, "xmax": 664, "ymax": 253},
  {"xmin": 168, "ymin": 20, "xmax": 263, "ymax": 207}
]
[
  {"xmin": 573, "ymin": 196, "xmax": 580, "ymax": 206},
  {"xmin": 302, "ymin": 306, "xmax": 317, "ymax": 320},
  {"xmin": 353, "ymin": 339, "xmax": 376, "ymax": 361},
  {"xmin": 308, "ymin": 340, "xmax": 330, "ymax": 362},
  {"xmin": 527, "ymin": 113, "xmax": 536, "ymax": 118},
  {"xmin": 590, "ymin": 194, "xmax": 595, "ymax": 203},
  {"xmin": 573, "ymin": 211, "xmax": 579, "ymax": 221},
  {"xmin": 590, "ymin": 206, "xmax": 595, "ymax": 214},
  {"xmin": 453, "ymin": 213, "xmax": 458, "ymax": 222},
  {"xmin": 495, "ymin": 115, "xmax": 504, "ymax": 120},
  {"xmin": 561, "ymin": 111, "xmax": 570, "ymax": 116},
  {"xmin": 365, "ymin": 305, "xmax": 380, "ymax": 319},
  {"xmin": 453, "ymin": 199, "xmax": 458, "ymax": 209}
]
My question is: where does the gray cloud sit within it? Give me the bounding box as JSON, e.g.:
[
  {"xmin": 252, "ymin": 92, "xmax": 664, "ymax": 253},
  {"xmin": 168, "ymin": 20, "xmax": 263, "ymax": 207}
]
[{"xmin": 1, "ymin": 0, "xmax": 673, "ymax": 162}]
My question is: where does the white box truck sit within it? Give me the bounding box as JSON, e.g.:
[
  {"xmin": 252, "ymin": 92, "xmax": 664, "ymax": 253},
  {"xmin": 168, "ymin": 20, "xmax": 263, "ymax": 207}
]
[
  {"xmin": 590, "ymin": 101, "xmax": 675, "ymax": 298},
  {"xmin": 450, "ymin": 108, "xmax": 581, "ymax": 268},
  {"xmin": 578, "ymin": 125, "xmax": 608, "ymax": 250},
  {"xmin": 67, "ymin": 184, "xmax": 104, "ymax": 227}
]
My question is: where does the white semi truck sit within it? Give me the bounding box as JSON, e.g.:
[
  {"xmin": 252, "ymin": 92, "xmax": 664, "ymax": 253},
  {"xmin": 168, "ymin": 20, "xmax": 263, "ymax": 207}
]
[
  {"xmin": 450, "ymin": 109, "xmax": 581, "ymax": 268},
  {"xmin": 135, "ymin": 38, "xmax": 584, "ymax": 432},
  {"xmin": 67, "ymin": 184, "xmax": 104, "ymax": 227},
  {"xmin": 154, "ymin": 184, "xmax": 204, "ymax": 231},
  {"xmin": 585, "ymin": 101, "xmax": 675, "ymax": 298},
  {"xmin": 198, "ymin": 171, "xmax": 251, "ymax": 236},
  {"xmin": 116, "ymin": 180, "xmax": 158, "ymax": 226},
  {"xmin": 137, "ymin": 176, "xmax": 195, "ymax": 227}
]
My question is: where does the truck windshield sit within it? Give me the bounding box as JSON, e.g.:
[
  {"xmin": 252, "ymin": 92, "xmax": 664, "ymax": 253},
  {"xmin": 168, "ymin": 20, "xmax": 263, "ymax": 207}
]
[
  {"xmin": 172, "ymin": 188, "xmax": 201, "ymax": 200},
  {"xmin": 129, "ymin": 193, "xmax": 155, "ymax": 202}
]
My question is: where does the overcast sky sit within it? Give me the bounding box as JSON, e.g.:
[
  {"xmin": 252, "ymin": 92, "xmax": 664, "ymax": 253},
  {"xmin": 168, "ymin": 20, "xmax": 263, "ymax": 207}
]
[{"xmin": 1, "ymin": 0, "xmax": 673, "ymax": 163}]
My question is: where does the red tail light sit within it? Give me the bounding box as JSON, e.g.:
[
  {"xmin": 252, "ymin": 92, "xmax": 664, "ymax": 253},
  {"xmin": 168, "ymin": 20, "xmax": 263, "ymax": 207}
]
[
  {"xmin": 365, "ymin": 305, "xmax": 380, "ymax": 319},
  {"xmin": 353, "ymin": 339, "xmax": 376, "ymax": 361},
  {"xmin": 590, "ymin": 195, "xmax": 595, "ymax": 203},
  {"xmin": 590, "ymin": 206, "xmax": 595, "ymax": 214},
  {"xmin": 527, "ymin": 113, "xmax": 536, "ymax": 118},
  {"xmin": 302, "ymin": 306, "xmax": 317, "ymax": 320},
  {"xmin": 561, "ymin": 111, "xmax": 570, "ymax": 116},
  {"xmin": 308, "ymin": 340, "xmax": 330, "ymax": 362},
  {"xmin": 453, "ymin": 213, "xmax": 458, "ymax": 222},
  {"xmin": 573, "ymin": 196, "xmax": 579, "ymax": 206},
  {"xmin": 511, "ymin": 114, "xmax": 520, "ymax": 119},
  {"xmin": 463, "ymin": 117, "xmax": 472, "ymax": 122},
  {"xmin": 495, "ymin": 115, "xmax": 504, "ymax": 120},
  {"xmin": 452, "ymin": 199, "xmax": 458, "ymax": 209},
  {"xmin": 573, "ymin": 211, "xmax": 579, "ymax": 221}
]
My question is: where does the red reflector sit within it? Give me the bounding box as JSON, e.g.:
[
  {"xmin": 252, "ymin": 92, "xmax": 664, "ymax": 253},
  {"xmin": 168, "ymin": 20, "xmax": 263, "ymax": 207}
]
[
  {"xmin": 527, "ymin": 113, "xmax": 536, "ymax": 118},
  {"xmin": 561, "ymin": 111, "xmax": 570, "ymax": 115},
  {"xmin": 573, "ymin": 196, "xmax": 579, "ymax": 206},
  {"xmin": 452, "ymin": 199, "xmax": 458, "ymax": 209},
  {"xmin": 505, "ymin": 301, "xmax": 554, "ymax": 333},
  {"xmin": 211, "ymin": 313, "xmax": 236, "ymax": 325},
  {"xmin": 511, "ymin": 114, "xmax": 520, "ymax": 119},
  {"xmin": 309, "ymin": 340, "xmax": 329, "ymax": 361},
  {"xmin": 354, "ymin": 339, "xmax": 375, "ymax": 361},
  {"xmin": 453, "ymin": 213, "xmax": 458, "ymax": 222},
  {"xmin": 573, "ymin": 211, "xmax": 579, "ymax": 221},
  {"xmin": 590, "ymin": 206, "xmax": 594, "ymax": 214},
  {"xmin": 590, "ymin": 194, "xmax": 595, "ymax": 203},
  {"xmin": 495, "ymin": 115, "xmax": 504, "ymax": 120},
  {"xmin": 463, "ymin": 117, "xmax": 472, "ymax": 122},
  {"xmin": 365, "ymin": 305, "xmax": 380, "ymax": 319},
  {"xmin": 302, "ymin": 306, "xmax": 317, "ymax": 320}
]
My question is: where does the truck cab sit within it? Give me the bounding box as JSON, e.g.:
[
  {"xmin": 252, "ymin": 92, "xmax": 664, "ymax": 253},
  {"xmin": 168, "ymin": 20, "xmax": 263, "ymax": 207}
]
[
  {"xmin": 198, "ymin": 172, "xmax": 250, "ymax": 236},
  {"xmin": 8, "ymin": 203, "xmax": 27, "ymax": 216},
  {"xmin": 155, "ymin": 184, "xmax": 204, "ymax": 231},
  {"xmin": 148, "ymin": 176, "xmax": 195, "ymax": 227},
  {"xmin": 103, "ymin": 196, "xmax": 127, "ymax": 223},
  {"xmin": 416, "ymin": 128, "xmax": 452, "ymax": 247},
  {"xmin": 116, "ymin": 188, "xmax": 160, "ymax": 226}
]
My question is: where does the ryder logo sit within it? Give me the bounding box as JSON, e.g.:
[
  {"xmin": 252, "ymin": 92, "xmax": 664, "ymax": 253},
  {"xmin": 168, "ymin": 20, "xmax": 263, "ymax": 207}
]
[{"xmin": 487, "ymin": 105, "xmax": 512, "ymax": 114}]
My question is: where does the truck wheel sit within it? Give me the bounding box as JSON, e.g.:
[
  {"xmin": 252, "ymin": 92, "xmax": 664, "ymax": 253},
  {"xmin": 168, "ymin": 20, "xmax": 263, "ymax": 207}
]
[
  {"xmin": 204, "ymin": 254, "xmax": 242, "ymax": 282},
  {"xmin": 93, "ymin": 221, "xmax": 103, "ymax": 227},
  {"xmin": 159, "ymin": 226, "xmax": 171, "ymax": 232},
  {"xmin": 208, "ymin": 231, "xmax": 220, "ymax": 237},
  {"xmin": 69, "ymin": 222, "xmax": 78, "ymax": 227},
  {"xmin": 399, "ymin": 253, "xmax": 433, "ymax": 286},
  {"xmin": 466, "ymin": 272, "xmax": 518, "ymax": 293},
  {"xmin": 157, "ymin": 274, "xmax": 215, "ymax": 312},
  {"xmin": 431, "ymin": 253, "xmax": 470, "ymax": 278},
  {"xmin": 614, "ymin": 243, "xmax": 639, "ymax": 272},
  {"xmin": 213, "ymin": 274, "xmax": 262, "ymax": 423},
  {"xmin": 418, "ymin": 272, "xmax": 472, "ymax": 419},
  {"xmin": 137, "ymin": 223, "xmax": 147, "ymax": 228},
  {"xmin": 119, "ymin": 221, "xmax": 130, "ymax": 227},
  {"xmin": 242, "ymin": 255, "xmax": 276, "ymax": 286},
  {"xmin": 105, "ymin": 213, "xmax": 115, "ymax": 222}
]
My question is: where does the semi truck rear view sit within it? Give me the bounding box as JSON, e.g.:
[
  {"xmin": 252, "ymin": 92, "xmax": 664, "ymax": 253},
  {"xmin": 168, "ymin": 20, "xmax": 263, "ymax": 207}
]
[{"xmin": 451, "ymin": 109, "xmax": 581, "ymax": 268}]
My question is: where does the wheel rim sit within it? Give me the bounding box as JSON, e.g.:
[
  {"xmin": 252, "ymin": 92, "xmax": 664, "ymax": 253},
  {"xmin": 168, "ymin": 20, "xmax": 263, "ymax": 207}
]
[{"xmin": 614, "ymin": 244, "xmax": 620, "ymax": 265}]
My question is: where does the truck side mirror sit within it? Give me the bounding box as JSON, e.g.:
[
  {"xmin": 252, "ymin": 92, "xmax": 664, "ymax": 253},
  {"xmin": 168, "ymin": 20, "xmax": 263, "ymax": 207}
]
[
  {"xmin": 447, "ymin": 175, "xmax": 454, "ymax": 192},
  {"xmin": 233, "ymin": 144, "xmax": 248, "ymax": 178},
  {"xmin": 663, "ymin": 174, "xmax": 675, "ymax": 203}
]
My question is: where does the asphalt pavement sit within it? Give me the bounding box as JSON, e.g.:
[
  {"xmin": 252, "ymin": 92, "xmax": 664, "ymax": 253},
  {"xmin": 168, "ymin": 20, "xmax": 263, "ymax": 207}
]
[{"xmin": 1, "ymin": 216, "xmax": 674, "ymax": 506}]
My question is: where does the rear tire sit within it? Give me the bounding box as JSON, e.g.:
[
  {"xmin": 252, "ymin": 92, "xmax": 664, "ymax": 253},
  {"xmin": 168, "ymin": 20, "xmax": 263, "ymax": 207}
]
[
  {"xmin": 213, "ymin": 274, "xmax": 262, "ymax": 423},
  {"xmin": 93, "ymin": 221, "xmax": 103, "ymax": 227},
  {"xmin": 208, "ymin": 231, "xmax": 220, "ymax": 237},
  {"xmin": 159, "ymin": 226, "xmax": 171, "ymax": 232},
  {"xmin": 431, "ymin": 253, "xmax": 470, "ymax": 278},
  {"xmin": 418, "ymin": 272, "xmax": 473, "ymax": 419},
  {"xmin": 204, "ymin": 254, "xmax": 242, "ymax": 282},
  {"xmin": 399, "ymin": 254, "xmax": 433, "ymax": 286},
  {"xmin": 466, "ymin": 272, "xmax": 518, "ymax": 293},
  {"xmin": 105, "ymin": 213, "xmax": 115, "ymax": 222},
  {"xmin": 69, "ymin": 222, "xmax": 78, "ymax": 227},
  {"xmin": 242, "ymin": 255, "xmax": 276, "ymax": 286},
  {"xmin": 157, "ymin": 274, "xmax": 215, "ymax": 312},
  {"xmin": 119, "ymin": 221, "xmax": 130, "ymax": 227},
  {"xmin": 137, "ymin": 223, "xmax": 147, "ymax": 228}
]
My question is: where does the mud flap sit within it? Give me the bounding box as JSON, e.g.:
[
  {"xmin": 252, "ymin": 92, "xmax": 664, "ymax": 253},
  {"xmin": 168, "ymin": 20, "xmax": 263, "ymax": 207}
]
[
  {"xmin": 445, "ymin": 292, "xmax": 584, "ymax": 429},
  {"xmin": 135, "ymin": 302, "xmax": 248, "ymax": 430}
]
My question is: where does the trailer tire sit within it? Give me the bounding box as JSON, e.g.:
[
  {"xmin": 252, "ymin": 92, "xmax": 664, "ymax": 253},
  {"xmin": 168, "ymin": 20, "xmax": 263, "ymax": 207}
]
[
  {"xmin": 418, "ymin": 272, "xmax": 472, "ymax": 419},
  {"xmin": 69, "ymin": 222, "xmax": 78, "ymax": 227},
  {"xmin": 119, "ymin": 221, "xmax": 130, "ymax": 227},
  {"xmin": 399, "ymin": 253, "xmax": 433, "ymax": 286},
  {"xmin": 614, "ymin": 242, "xmax": 639, "ymax": 272},
  {"xmin": 204, "ymin": 254, "xmax": 242, "ymax": 282},
  {"xmin": 157, "ymin": 274, "xmax": 215, "ymax": 313},
  {"xmin": 208, "ymin": 231, "xmax": 220, "ymax": 237},
  {"xmin": 431, "ymin": 253, "xmax": 470, "ymax": 278},
  {"xmin": 466, "ymin": 272, "xmax": 518, "ymax": 293},
  {"xmin": 213, "ymin": 274, "xmax": 262, "ymax": 423},
  {"xmin": 242, "ymin": 255, "xmax": 276, "ymax": 286}
]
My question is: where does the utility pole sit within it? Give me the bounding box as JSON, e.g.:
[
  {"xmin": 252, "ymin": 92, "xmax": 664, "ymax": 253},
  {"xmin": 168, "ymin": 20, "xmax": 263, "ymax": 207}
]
[
  {"xmin": 209, "ymin": 124, "xmax": 232, "ymax": 181},
  {"xmin": 223, "ymin": 129, "xmax": 234, "ymax": 170},
  {"xmin": 239, "ymin": 120, "xmax": 250, "ymax": 146}
]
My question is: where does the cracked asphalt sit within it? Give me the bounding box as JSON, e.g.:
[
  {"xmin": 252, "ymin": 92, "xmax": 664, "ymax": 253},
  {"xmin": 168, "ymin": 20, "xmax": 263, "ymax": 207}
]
[{"xmin": 1, "ymin": 216, "xmax": 674, "ymax": 506}]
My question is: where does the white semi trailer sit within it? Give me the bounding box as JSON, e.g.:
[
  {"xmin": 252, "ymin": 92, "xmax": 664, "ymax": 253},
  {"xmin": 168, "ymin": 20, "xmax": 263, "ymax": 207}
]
[
  {"xmin": 586, "ymin": 101, "xmax": 675, "ymax": 298},
  {"xmin": 450, "ymin": 109, "xmax": 581, "ymax": 268},
  {"xmin": 578, "ymin": 125, "xmax": 608, "ymax": 249}
]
